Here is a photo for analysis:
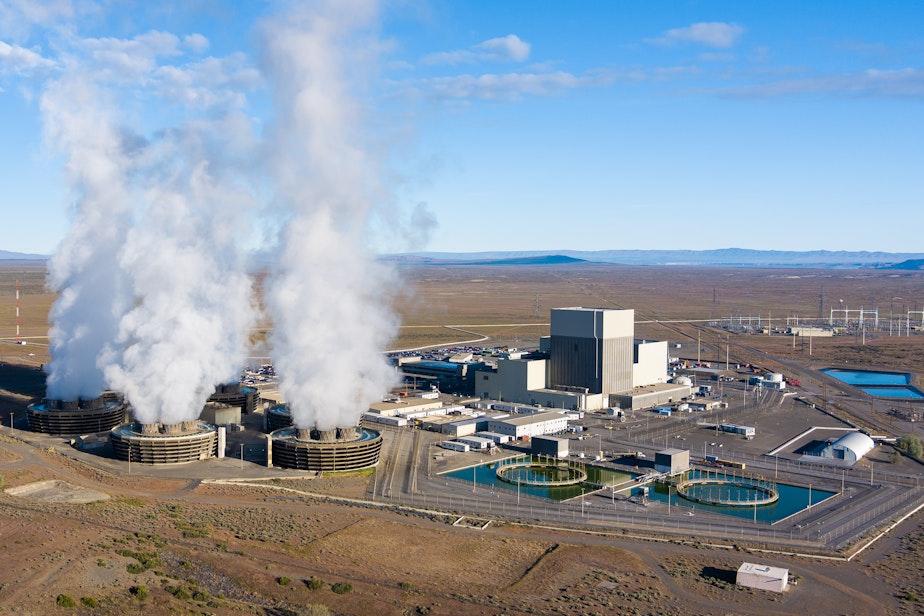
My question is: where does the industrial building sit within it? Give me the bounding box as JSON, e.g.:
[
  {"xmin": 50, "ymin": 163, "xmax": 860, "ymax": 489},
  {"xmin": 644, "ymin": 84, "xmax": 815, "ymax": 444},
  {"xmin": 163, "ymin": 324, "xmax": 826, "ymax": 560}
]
[
  {"xmin": 487, "ymin": 412, "xmax": 569, "ymax": 439},
  {"xmin": 654, "ymin": 448, "xmax": 690, "ymax": 474},
  {"xmin": 475, "ymin": 307, "xmax": 686, "ymax": 411},
  {"xmin": 393, "ymin": 359, "xmax": 486, "ymax": 394},
  {"xmin": 817, "ymin": 431, "xmax": 875, "ymax": 464},
  {"xmin": 788, "ymin": 326, "xmax": 833, "ymax": 337},
  {"xmin": 456, "ymin": 435, "xmax": 495, "ymax": 450},
  {"xmin": 200, "ymin": 401, "xmax": 240, "ymax": 427},
  {"xmin": 532, "ymin": 435, "xmax": 569, "ymax": 458},
  {"xmin": 610, "ymin": 381, "xmax": 692, "ymax": 412},
  {"xmin": 736, "ymin": 562, "xmax": 789, "ymax": 593}
]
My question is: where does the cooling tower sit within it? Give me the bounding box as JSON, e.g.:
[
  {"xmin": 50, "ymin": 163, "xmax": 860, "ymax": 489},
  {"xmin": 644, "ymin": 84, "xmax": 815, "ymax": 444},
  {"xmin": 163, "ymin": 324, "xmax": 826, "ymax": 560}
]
[
  {"xmin": 208, "ymin": 382, "xmax": 260, "ymax": 414},
  {"xmin": 265, "ymin": 403, "xmax": 294, "ymax": 432},
  {"xmin": 27, "ymin": 393, "xmax": 127, "ymax": 435},
  {"xmin": 109, "ymin": 420, "xmax": 218, "ymax": 464},
  {"xmin": 270, "ymin": 425, "xmax": 382, "ymax": 471}
]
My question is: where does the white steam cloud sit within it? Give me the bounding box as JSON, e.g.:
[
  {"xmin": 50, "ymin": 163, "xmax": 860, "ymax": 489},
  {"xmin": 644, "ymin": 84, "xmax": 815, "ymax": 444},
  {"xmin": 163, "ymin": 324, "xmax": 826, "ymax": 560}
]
[
  {"xmin": 38, "ymin": 28, "xmax": 258, "ymax": 424},
  {"xmin": 261, "ymin": 0, "xmax": 400, "ymax": 430},
  {"xmin": 27, "ymin": 0, "xmax": 405, "ymax": 429},
  {"xmin": 42, "ymin": 69, "xmax": 132, "ymax": 402},
  {"xmin": 102, "ymin": 125, "xmax": 258, "ymax": 425}
]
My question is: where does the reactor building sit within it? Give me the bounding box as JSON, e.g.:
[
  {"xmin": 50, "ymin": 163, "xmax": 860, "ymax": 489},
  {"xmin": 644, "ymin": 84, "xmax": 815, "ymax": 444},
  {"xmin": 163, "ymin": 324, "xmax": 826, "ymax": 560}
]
[{"xmin": 475, "ymin": 307, "xmax": 690, "ymax": 411}]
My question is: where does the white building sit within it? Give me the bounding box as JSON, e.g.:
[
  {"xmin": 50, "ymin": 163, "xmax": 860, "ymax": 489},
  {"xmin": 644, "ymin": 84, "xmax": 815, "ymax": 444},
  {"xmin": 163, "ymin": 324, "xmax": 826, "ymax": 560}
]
[
  {"xmin": 456, "ymin": 435, "xmax": 495, "ymax": 450},
  {"xmin": 736, "ymin": 562, "xmax": 789, "ymax": 593},
  {"xmin": 820, "ymin": 431, "xmax": 875, "ymax": 464},
  {"xmin": 488, "ymin": 412, "xmax": 569, "ymax": 439},
  {"xmin": 475, "ymin": 307, "xmax": 673, "ymax": 412}
]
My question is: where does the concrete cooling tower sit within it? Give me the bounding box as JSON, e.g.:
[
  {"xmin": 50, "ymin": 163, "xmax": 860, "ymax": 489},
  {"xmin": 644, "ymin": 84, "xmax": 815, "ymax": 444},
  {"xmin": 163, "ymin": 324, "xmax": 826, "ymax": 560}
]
[
  {"xmin": 109, "ymin": 420, "xmax": 218, "ymax": 464},
  {"xmin": 269, "ymin": 424, "xmax": 382, "ymax": 471},
  {"xmin": 27, "ymin": 393, "xmax": 127, "ymax": 435},
  {"xmin": 264, "ymin": 403, "xmax": 294, "ymax": 432},
  {"xmin": 208, "ymin": 382, "xmax": 260, "ymax": 414}
]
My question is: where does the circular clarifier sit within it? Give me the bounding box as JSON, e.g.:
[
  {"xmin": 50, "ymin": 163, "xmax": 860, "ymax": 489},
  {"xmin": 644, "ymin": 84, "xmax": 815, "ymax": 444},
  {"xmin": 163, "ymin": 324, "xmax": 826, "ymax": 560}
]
[
  {"xmin": 676, "ymin": 475, "xmax": 779, "ymax": 507},
  {"xmin": 496, "ymin": 460, "xmax": 588, "ymax": 487}
]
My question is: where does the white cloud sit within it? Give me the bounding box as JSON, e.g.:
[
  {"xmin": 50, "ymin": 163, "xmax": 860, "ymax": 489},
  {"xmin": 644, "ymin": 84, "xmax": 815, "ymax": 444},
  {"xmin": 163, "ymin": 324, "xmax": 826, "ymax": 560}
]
[
  {"xmin": 422, "ymin": 34, "xmax": 530, "ymax": 65},
  {"xmin": 0, "ymin": 40, "xmax": 56, "ymax": 74},
  {"xmin": 152, "ymin": 53, "xmax": 260, "ymax": 109},
  {"xmin": 648, "ymin": 22, "xmax": 745, "ymax": 48},
  {"xmin": 82, "ymin": 30, "xmax": 182, "ymax": 82},
  {"xmin": 183, "ymin": 33, "xmax": 209, "ymax": 54},
  {"xmin": 723, "ymin": 68, "xmax": 924, "ymax": 98},
  {"xmin": 0, "ymin": 0, "xmax": 74, "ymax": 40},
  {"xmin": 421, "ymin": 70, "xmax": 602, "ymax": 101},
  {"xmin": 474, "ymin": 34, "xmax": 530, "ymax": 62}
]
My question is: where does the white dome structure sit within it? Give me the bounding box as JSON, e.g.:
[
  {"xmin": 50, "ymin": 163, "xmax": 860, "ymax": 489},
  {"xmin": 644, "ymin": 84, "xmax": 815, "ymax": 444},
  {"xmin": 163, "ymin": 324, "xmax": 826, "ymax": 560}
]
[{"xmin": 821, "ymin": 432, "xmax": 875, "ymax": 464}]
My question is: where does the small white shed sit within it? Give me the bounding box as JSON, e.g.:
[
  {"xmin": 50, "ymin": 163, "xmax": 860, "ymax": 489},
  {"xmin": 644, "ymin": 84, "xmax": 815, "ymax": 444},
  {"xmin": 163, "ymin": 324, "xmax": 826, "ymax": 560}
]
[{"xmin": 736, "ymin": 562, "xmax": 789, "ymax": 593}]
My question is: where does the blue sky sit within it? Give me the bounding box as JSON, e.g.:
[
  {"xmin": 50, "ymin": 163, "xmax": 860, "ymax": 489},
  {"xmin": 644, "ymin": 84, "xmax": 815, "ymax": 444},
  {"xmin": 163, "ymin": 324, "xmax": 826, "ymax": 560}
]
[{"xmin": 1, "ymin": 0, "xmax": 922, "ymax": 255}]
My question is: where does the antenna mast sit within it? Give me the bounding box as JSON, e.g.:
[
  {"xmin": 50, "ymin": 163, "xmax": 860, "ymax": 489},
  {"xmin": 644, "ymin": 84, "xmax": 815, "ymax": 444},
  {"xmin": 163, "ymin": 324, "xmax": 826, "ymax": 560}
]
[{"xmin": 15, "ymin": 279, "xmax": 20, "ymax": 343}]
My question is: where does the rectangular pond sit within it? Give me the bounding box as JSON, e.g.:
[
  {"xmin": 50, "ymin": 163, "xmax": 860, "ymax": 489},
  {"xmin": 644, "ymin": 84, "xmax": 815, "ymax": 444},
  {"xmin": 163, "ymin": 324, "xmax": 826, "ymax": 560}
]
[{"xmin": 822, "ymin": 368, "xmax": 923, "ymax": 400}]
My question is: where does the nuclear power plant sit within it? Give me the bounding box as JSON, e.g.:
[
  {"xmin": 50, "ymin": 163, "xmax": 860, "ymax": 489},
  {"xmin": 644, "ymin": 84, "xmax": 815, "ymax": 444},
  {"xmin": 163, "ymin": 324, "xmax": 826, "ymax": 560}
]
[
  {"xmin": 109, "ymin": 420, "xmax": 218, "ymax": 463},
  {"xmin": 26, "ymin": 394, "xmax": 126, "ymax": 435},
  {"xmin": 269, "ymin": 425, "xmax": 382, "ymax": 471}
]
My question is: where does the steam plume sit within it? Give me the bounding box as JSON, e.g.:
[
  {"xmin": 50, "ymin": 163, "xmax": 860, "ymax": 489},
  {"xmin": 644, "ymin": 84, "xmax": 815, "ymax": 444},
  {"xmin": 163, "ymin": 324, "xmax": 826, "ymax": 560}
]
[
  {"xmin": 261, "ymin": 0, "xmax": 400, "ymax": 430},
  {"xmin": 42, "ymin": 69, "xmax": 132, "ymax": 402},
  {"xmin": 103, "ymin": 126, "xmax": 258, "ymax": 425}
]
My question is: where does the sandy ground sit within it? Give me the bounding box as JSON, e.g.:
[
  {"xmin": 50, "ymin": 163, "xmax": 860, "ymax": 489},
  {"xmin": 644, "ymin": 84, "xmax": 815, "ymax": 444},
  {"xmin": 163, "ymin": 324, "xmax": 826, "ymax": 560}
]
[{"xmin": 0, "ymin": 435, "xmax": 919, "ymax": 616}]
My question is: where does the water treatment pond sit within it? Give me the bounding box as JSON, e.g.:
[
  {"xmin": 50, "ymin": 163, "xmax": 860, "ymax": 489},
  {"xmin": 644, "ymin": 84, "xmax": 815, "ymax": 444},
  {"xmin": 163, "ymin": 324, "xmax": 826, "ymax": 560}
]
[
  {"xmin": 822, "ymin": 368, "xmax": 924, "ymax": 399},
  {"xmin": 443, "ymin": 455, "xmax": 637, "ymax": 501},
  {"xmin": 638, "ymin": 469, "xmax": 837, "ymax": 524}
]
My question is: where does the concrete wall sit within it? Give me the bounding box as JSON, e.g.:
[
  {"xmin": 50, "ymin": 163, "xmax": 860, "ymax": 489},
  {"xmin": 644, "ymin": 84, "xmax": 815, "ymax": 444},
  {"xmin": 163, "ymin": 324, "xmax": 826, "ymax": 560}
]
[
  {"xmin": 476, "ymin": 359, "xmax": 547, "ymax": 401},
  {"xmin": 633, "ymin": 340, "xmax": 668, "ymax": 388}
]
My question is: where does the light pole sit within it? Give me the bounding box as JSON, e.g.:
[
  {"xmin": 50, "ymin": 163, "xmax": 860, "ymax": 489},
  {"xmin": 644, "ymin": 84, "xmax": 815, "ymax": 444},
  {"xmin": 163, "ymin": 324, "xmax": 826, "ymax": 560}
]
[
  {"xmin": 9, "ymin": 411, "xmax": 13, "ymax": 434},
  {"xmin": 240, "ymin": 443, "xmax": 244, "ymax": 470}
]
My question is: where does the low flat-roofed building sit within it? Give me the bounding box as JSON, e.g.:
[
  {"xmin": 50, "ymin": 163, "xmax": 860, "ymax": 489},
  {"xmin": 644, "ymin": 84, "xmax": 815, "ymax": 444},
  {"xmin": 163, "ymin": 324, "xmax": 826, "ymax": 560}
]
[
  {"xmin": 369, "ymin": 398, "xmax": 444, "ymax": 417},
  {"xmin": 736, "ymin": 562, "xmax": 789, "ymax": 593},
  {"xmin": 456, "ymin": 435, "xmax": 494, "ymax": 450},
  {"xmin": 443, "ymin": 418, "xmax": 482, "ymax": 437},
  {"xmin": 488, "ymin": 411, "xmax": 569, "ymax": 439},
  {"xmin": 788, "ymin": 326, "xmax": 833, "ymax": 337},
  {"xmin": 475, "ymin": 431, "xmax": 511, "ymax": 444},
  {"xmin": 609, "ymin": 382, "xmax": 692, "ymax": 412}
]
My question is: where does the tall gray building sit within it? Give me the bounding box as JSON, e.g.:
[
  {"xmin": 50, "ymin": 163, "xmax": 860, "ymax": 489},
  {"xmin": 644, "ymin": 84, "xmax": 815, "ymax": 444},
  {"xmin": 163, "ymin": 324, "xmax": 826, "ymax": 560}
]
[{"xmin": 548, "ymin": 307, "xmax": 634, "ymax": 395}]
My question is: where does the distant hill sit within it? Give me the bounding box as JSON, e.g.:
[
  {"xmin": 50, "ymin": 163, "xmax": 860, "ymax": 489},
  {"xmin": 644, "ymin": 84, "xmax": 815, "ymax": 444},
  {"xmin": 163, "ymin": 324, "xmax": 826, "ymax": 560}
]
[
  {"xmin": 392, "ymin": 248, "xmax": 924, "ymax": 268},
  {"xmin": 384, "ymin": 254, "xmax": 586, "ymax": 266},
  {"xmin": 0, "ymin": 249, "xmax": 48, "ymax": 260},
  {"xmin": 880, "ymin": 259, "xmax": 924, "ymax": 270}
]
